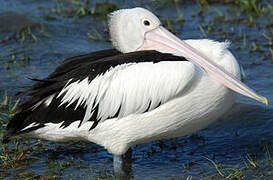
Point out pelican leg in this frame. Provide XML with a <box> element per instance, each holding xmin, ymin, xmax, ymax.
<box><xmin>113</xmin><ymin>148</ymin><xmax>132</xmax><ymax>179</ymax></box>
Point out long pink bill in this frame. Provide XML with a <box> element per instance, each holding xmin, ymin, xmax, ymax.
<box><xmin>137</xmin><ymin>26</ymin><xmax>268</xmax><ymax>105</ymax></box>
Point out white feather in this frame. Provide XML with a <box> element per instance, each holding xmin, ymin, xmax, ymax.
<box><xmin>44</xmin><ymin>94</ymin><xmax>55</xmax><ymax>106</ymax></box>
<box><xmin>31</xmin><ymin>94</ymin><xmax>55</xmax><ymax>110</ymax></box>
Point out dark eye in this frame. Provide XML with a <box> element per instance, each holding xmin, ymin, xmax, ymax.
<box><xmin>143</xmin><ymin>20</ymin><xmax>150</xmax><ymax>26</ymax></box>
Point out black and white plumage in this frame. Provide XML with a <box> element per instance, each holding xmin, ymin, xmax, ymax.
<box><xmin>3</xmin><ymin>49</ymin><xmax>187</xmax><ymax>141</ymax></box>
<box><xmin>3</xmin><ymin>7</ymin><xmax>267</xmax><ymax>177</ymax></box>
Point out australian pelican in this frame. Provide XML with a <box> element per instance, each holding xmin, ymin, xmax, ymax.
<box><xmin>3</xmin><ymin>7</ymin><xmax>267</xmax><ymax>177</ymax></box>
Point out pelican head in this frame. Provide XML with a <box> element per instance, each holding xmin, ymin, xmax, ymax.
<box><xmin>109</xmin><ymin>8</ymin><xmax>161</xmax><ymax>53</ymax></box>
<box><xmin>108</xmin><ymin>7</ymin><xmax>268</xmax><ymax>105</ymax></box>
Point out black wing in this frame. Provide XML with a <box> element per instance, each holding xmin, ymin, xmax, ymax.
<box><xmin>3</xmin><ymin>49</ymin><xmax>187</xmax><ymax>143</ymax></box>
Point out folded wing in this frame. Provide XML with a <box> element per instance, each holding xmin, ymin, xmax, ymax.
<box><xmin>3</xmin><ymin>49</ymin><xmax>196</xmax><ymax>142</ymax></box>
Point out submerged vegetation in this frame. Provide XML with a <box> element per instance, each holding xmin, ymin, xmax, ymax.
<box><xmin>0</xmin><ymin>0</ymin><xmax>273</xmax><ymax>179</ymax></box>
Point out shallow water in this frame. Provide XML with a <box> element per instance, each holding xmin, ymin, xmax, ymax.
<box><xmin>0</xmin><ymin>0</ymin><xmax>273</xmax><ymax>179</ymax></box>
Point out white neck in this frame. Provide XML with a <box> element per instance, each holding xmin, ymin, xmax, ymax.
<box><xmin>184</xmin><ymin>39</ymin><xmax>240</xmax><ymax>79</ymax></box>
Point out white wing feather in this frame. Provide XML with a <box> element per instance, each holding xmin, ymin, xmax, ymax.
<box><xmin>58</xmin><ymin>61</ymin><xmax>198</xmax><ymax>126</ymax></box>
